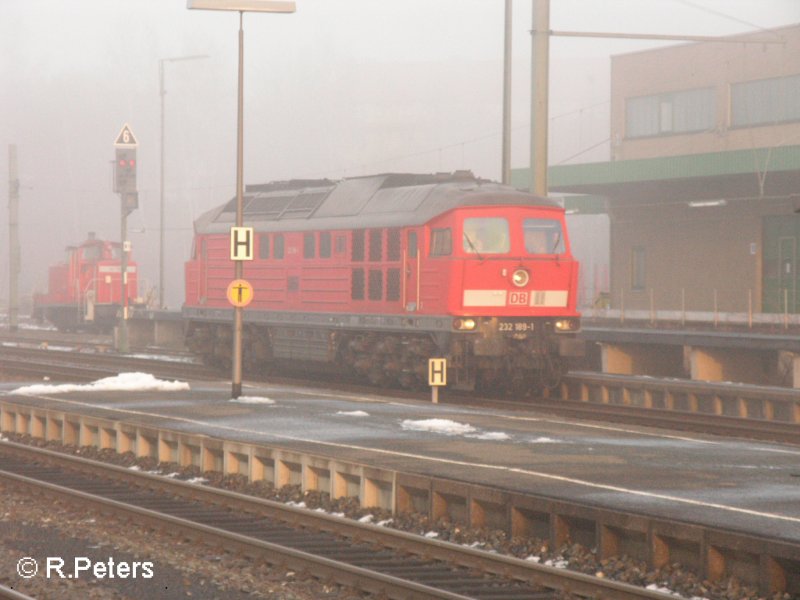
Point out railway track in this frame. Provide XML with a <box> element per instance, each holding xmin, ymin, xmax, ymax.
<box><xmin>0</xmin><ymin>441</ymin><xmax>673</xmax><ymax>600</ymax></box>
<box><xmin>0</xmin><ymin>345</ymin><xmax>211</xmax><ymax>383</ymax></box>
<box><xmin>1</xmin><ymin>344</ymin><xmax>797</xmax><ymax>445</ymax></box>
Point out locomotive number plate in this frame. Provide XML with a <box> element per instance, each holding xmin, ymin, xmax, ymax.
<box><xmin>498</xmin><ymin>321</ymin><xmax>534</xmax><ymax>333</ymax></box>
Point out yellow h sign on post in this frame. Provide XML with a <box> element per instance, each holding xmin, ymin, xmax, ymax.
<box><xmin>428</xmin><ymin>358</ymin><xmax>447</xmax><ymax>404</ymax></box>
<box><xmin>230</xmin><ymin>226</ymin><xmax>254</xmax><ymax>261</ymax></box>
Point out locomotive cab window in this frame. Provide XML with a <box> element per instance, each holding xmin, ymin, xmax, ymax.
<box><xmin>523</xmin><ymin>219</ymin><xmax>564</xmax><ymax>254</ymax></box>
<box><xmin>274</xmin><ymin>234</ymin><xmax>285</xmax><ymax>259</ymax></box>
<box><xmin>462</xmin><ymin>218</ymin><xmax>509</xmax><ymax>254</ymax></box>
<box><xmin>82</xmin><ymin>246</ymin><xmax>101</xmax><ymax>261</ymax></box>
<box><xmin>430</xmin><ymin>228</ymin><xmax>452</xmax><ymax>257</ymax></box>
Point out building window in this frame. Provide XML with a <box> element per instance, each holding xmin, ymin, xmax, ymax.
<box><xmin>732</xmin><ymin>73</ymin><xmax>800</xmax><ymax>128</ymax></box>
<box><xmin>259</xmin><ymin>234</ymin><xmax>269</xmax><ymax>259</ymax></box>
<box><xmin>626</xmin><ymin>88</ymin><xmax>715</xmax><ymax>138</ymax></box>
<box><xmin>274</xmin><ymin>234</ymin><xmax>284</xmax><ymax>259</ymax></box>
<box><xmin>631</xmin><ymin>246</ymin><xmax>646</xmax><ymax>291</ymax></box>
<box><xmin>320</xmin><ymin>232</ymin><xmax>332</xmax><ymax>258</ymax></box>
<box><xmin>430</xmin><ymin>228</ymin><xmax>452</xmax><ymax>257</ymax></box>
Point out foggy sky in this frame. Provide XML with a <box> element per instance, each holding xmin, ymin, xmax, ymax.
<box><xmin>1</xmin><ymin>0</ymin><xmax>799</xmax><ymax>309</ymax></box>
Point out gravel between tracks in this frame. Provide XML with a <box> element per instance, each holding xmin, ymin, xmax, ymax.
<box><xmin>1</xmin><ymin>433</ymin><xmax>795</xmax><ymax>600</ymax></box>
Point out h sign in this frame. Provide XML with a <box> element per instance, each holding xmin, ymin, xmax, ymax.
<box><xmin>428</xmin><ymin>358</ymin><xmax>447</xmax><ymax>386</ymax></box>
<box><xmin>230</xmin><ymin>227</ymin><xmax>254</xmax><ymax>261</ymax></box>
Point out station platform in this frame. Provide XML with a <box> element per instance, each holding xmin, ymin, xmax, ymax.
<box><xmin>1</xmin><ymin>376</ymin><xmax>798</xmax><ymax>550</ymax></box>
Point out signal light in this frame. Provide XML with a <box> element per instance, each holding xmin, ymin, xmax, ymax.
<box><xmin>114</xmin><ymin>149</ymin><xmax>137</xmax><ymax>193</ymax></box>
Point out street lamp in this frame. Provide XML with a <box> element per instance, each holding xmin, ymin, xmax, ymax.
<box><xmin>187</xmin><ymin>0</ymin><xmax>296</xmax><ymax>399</ymax></box>
<box><xmin>159</xmin><ymin>54</ymin><xmax>209</xmax><ymax>310</ymax></box>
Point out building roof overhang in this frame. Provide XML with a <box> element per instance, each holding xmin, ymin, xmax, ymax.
<box><xmin>512</xmin><ymin>145</ymin><xmax>800</xmax><ymax>203</ymax></box>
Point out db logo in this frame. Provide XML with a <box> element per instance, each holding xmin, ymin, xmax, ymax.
<box><xmin>508</xmin><ymin>291</ymin><xmax>529</xmax><ymax>306</ymax></box>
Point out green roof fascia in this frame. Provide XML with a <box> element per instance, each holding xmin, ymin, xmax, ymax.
<box><xmin>511</xmin><ymin>145</ymin><xmax>800</xmax><ymax>191</ymax></box>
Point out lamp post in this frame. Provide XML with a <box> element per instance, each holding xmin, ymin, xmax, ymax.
<box><xmin>159</xmin><ymin>54</ymin><xmax>209</xmax><ymax>310</ymax></box>
<box><xmin>187</xmin><ymin>0</ymin><xmax>296</xmax><ymax>398</ymax></box>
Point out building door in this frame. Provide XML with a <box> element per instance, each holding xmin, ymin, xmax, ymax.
<box><xmin>762</xmin><ymin>216</ymin><xmax>800</xmax><ymax>313</ymax></box>
<box><xmin>779</xmin><ymin>236</ymin><xmax>796</xmax><ymax>312</ymax></box>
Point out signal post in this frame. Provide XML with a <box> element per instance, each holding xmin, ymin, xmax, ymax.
<box><xmin>229</xmin><ymin>226</ymin><xmax>254</xmax><ymax>398</ymax></box>
<box><xmin>113</xmin><ymin>123</ymin><xmax>138</xmax><ymax>353</ymax></box>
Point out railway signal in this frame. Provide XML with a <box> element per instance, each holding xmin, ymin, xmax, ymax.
<box><xmin>114</xmin><ymin>149</ymin><xmax>137</xmax><ymax>194</ymax></box>
<box><xmin>113</xmin><ymin>123</ymin><xmax>139</xmax><ymax>354</ymax></box>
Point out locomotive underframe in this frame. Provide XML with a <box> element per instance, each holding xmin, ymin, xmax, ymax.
<box><xmin>33</xmin><ymin>303</ymin><xmax>121</xmax><ymax>333</ymax></box>
<box><xmin>183</xmin><ymin>307</ymin><xmax>580</xmax><ymax>393</ymax></box>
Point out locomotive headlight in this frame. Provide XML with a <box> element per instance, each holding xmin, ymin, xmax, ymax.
<box><xmin>554</xmin><ymin>318</ymin><xmax>579</xmax><ymax>332</ymax></box>
<box><xmin>453</xmin><ymin>318</ymin><xmax>477</xmax><ymax>331</ymax></box>
<box><xmin>512</xmin><ymin>269</ymin><xmax>529</xmax><ymax>288</ymax></box>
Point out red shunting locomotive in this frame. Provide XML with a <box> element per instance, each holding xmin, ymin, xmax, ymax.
<box><xmin>32</xmin><ymin>233</ymin><xmax>139</xmax><ymax>332</ymax></box>
<box><xmin>183</xmin><ymin>172</ymin><xmax>583</xmax><ymax>393</ymax></box>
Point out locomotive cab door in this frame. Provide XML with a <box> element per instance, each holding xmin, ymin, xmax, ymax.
<box><xmin>404</xmin><ymin>229</ymin><xmax>420</xmax><ymax>312</ymax></box>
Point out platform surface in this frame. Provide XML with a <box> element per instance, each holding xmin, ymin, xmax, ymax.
<box><xmin>2</xmin><ymin>378</ymin><xmax>799</xmax><ymax>545</ymax></box>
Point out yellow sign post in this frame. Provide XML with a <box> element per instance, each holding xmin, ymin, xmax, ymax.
<box><xmin>428</xmin><ymin>358</ymin><xmax>447</xmax><ymax>404</ymax></box>
<box><xmin>226</xmin><ymin>279</ymin><xmax>254</xmax><ymax>308</ymax></box>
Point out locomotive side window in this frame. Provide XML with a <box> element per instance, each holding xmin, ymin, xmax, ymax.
<box><xmin>387</xmin><ymin>268</ymin><xmax>400</xmax><ymax>301</ymax></box>
<box><xmin>320</xmin><ymin>231</ymin><xmax>332</xmax><ymax>258</ymax></box>
<box><xmin>523</xmin><ymin>219</ymin><xmax>564</xmax><ymax>254</ymax></box>
<box><xmin>368</xmin><ymin>229</ymin><xmax>382</xmax><ymax>262</ymax></box>
<box><xmin>274</xmin><ymin>234</ymin><xmax>285</xmax><ymax>259</ymax></box>
<box><xmin>463</xmin><ymin>218</ymin><xmax>509</xmax><ymax>254</ymax></box>
<box><xmin>351</xmin><ymin>268</ymin><xmax>365</xmax><ymax>300</ymax></box>
<box><xmin>352</xmin><ymin>230</ymin><xmax>365</xmax><ymax>261</ymax></box>
<box><xmin>407</xmin><ymin>231</ymin><xmax>418</xmax><ymax>258</ymax></box>
<box><xmin>335</xmin><ymin>234</ymin><xmax>346</xmax><ymax>255</ymax></box>
<box><xmin>430</xmin><ymin>228</ymin><xmax>452</xmax><ymax>256</ymax></box>
<box><xmin>368</xmin><ymin>269</ymin><xmax>383</xmax><ymax>300</ymax></box>
<box><xmin>259</xmin><ymin>234</ymin><xmax>270</xmax><ymax>259</ymax></box>
<box><xmin>387</xmin><ymin>229</ymin><xmax>401</xmax><ymax>261</ymax></box>
<box><xmin>304</xmin><ymin>233</ymin><xmax>316</xmax><ymax>258</ymax></box>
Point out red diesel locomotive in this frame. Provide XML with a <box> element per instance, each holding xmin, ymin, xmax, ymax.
<box><xmin>32</xmin><ymin>233</ymin><xmax>139</xmax><ymax>332</ymax></box>
<box><xmin>183</xmin><ymin>172</ymin><xmax>583</xmax><ymax>393</ymax></box>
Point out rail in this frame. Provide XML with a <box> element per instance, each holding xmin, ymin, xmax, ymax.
<box><xmin>0</xmin><ymin>441</ymin><xmax>678</xmax><ymax>600</ymax></box>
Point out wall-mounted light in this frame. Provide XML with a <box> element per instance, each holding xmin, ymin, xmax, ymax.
<box><xmin>688</xmin><ymin>199</ymin><xmax>727</xmax><ymax>208</ymax></box>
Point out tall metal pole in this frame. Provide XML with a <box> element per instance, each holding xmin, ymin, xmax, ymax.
<box><xmin>501</xmin><ymin>0</ymin><xmax>512</xmax><ymax>184</ymax></box>
<box><xmin>232</xmin><ymin>10</ymin><xmax>245</xmax><ymax>399</ymax></box>
<box><xmin>119</xmin><ymin>201</ymin><xmax>129</xmax><ymax>353</ymax></box>
<box><xmin>159</xmin><ymin>61</ymin><xmax>166</xmax><ymax>310</ymax></box>
<box><xmin>8</xmin><ymin>145</ymin><xmax>20</xmax><ymax>332</ymax></box>
<box><xmin>529</xmin><ymin>0</ymin><xmax>549</xmax><ymax>196</ymax></box>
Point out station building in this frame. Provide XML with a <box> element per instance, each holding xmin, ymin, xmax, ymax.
<box><xmin>515</xmin><ymin>23</ymin><xmax>800</xmax><ymax>319</ymax></box>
